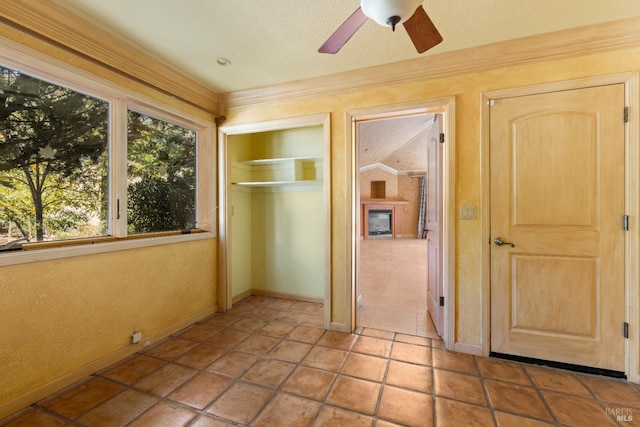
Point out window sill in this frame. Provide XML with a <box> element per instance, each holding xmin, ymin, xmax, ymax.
<box><xmin>0</xmin><ymin>230</ymin><xmax>215</xmax><ymax>267</ymax></box>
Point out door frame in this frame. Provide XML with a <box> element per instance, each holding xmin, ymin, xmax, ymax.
<box><xmin>347</xmin><ymin>97</ymin><xmax>456</xmax><ymax>349</ymax></box>
<box><xmin>217</xmin><ymin>113</ymin><xmax>332</xmax><ymax>328</ymax></box>
<box><xmin>481</xmin><ymin>73</ymin><xmax>640</xmax><ymax>382</ymax></box>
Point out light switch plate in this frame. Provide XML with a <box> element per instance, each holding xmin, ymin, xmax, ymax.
<box><xmin>460</xmin><ymin>205</ymin><xmax>477</xmax><ymax>219</ymax></box>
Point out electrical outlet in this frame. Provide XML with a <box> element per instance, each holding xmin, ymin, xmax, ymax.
<box><xmin>131</xmin><ymin>331</ymin><xmax>142</xmax><ymax>344</ymax></box>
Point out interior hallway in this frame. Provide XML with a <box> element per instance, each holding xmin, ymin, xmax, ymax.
<box><xmin>358</xmin><ymin>238</ymin><xmax>438</xmax><ymax>338</ymax></box>
<box><xmin>3</xmin><ymin>296</ymin><xmax>640</xmax><ymax>426</ymax></box>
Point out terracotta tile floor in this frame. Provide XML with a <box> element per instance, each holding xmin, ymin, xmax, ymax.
<box><xmin>3</xmin><ymin>296</ymin><xmax>640</xmax><ymax>427</ymax></box>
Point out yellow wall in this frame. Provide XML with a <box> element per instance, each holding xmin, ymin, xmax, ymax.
<box><xmin>397</xmin><ymin>174</ymin><xmax>420</xmax><ymax>237</ymax></box>
<box><xmin>0</xmin><ymin>16</ymin><xmax>221</xmax><ymax>415</ymax></box>
<box><xmin>0</xmin><ymin>238</ymin><xmax>217</xmax><ymax>413</ymax></box>
<box><xmin>250</xmin><ymin>127</ymin><xmax>324</xmax><ymax>160</ymax></box>
<box><xmin>229</xmin><ymin>127</ymin><xmax>325</xmax><ymax>300</ymax></box>
<box><xmin>229</xmin><ymin>134</ymin><xmax>254</xmax><ymax>298</ymax></box>
<box><xmin>221</xmin><ymin>47</ymin><xmax>640</xmax><ymax>350</ymax></box>
<box><xmin>251</xmin><ymin>189</ymin><xmax>324</xmax><ymax>299</ymax></box>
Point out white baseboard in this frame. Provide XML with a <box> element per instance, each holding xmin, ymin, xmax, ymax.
<box><xmin>330</xmin><ymin>321</ymin><xmax>349</xmax><ymax>333</ymax></box>
<box><xmin>250</xmin><ymin>289</ymin><xmax>324</xmax><ymax>304</ymax></box>
<box><xmin>453</xmin><ymin>342</ymin><xmax>483</xmax><ymax>356</ymax></box>
<box><xmin>0</xmin><ymin>305</ymin><xmax>218</xmax><ymax>419</ymax></box>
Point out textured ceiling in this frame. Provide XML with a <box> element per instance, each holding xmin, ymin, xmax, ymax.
<box><xmin>54</xmin><ymin>0</ymin><xmax>640</xmax><ymax>93</ymax></box>
<box><xmin>359</xmin><ymin>115</ymin><xmax>433</xmax><ymax>173</ymax></box>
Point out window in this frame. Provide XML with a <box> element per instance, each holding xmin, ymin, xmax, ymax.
<box><xmin>0</xmin><ymin>66</ymin><xmax>109</xmax><ymax>246</ymax></box>
<box><xmin>127</xmin><ymin>110</ymin><xmax>197</xmax><ymax>234</ymax></box>
<box><xmin>0</xmin><ymin>55</ymin><xmax>214</xmax><ymax>257</ymax></box>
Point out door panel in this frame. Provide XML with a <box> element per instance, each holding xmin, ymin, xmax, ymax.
<box><xmin>427</xmin><ymin>114</ymin><xmax>444</xmax><ymax>336</ymax></box>
<box><xmin>512</xmin><ymin>255</ymin><xmax>597</xmax><ymax>337</ymax></box>
<box><xmin>490</xmin><ymin>84</ymin><xmax>625</xmax><ymax>371</ymax></box>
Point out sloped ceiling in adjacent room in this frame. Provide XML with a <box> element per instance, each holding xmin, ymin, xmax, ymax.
<box><xmin>358</xmin><ymin>115</ymin><xmax>433</xmax><ymax>174</ymax></box>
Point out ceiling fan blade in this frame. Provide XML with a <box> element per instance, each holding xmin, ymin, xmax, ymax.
<box><xmin>403</xmin><ymin>5</ymin><xmax>443</xmax><ymax>54</ymax></box>
<box><xmin>318</xmin><ymin>7</ymin><xmax>368</xmax><ymax>54</ymax></box>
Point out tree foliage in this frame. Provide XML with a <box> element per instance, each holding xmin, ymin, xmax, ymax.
<box><xmin>0</xmin><ymin>66</ymin><xmax>108</xmax><ymax>242</ymax></box>
<box><xmin>0</xmin><ymin>65</ymin><xmax>197</xmax><ymax>246</ymax></box>
<box><xmin>127</xmin><ymin>111</ymin><xmax>196</xmax><ymax>234</ymax></box>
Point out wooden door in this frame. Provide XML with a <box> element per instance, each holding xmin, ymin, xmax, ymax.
<box><xmin>490</xmin><ymin>84</ymin><xmax>626</xmax><ymax>371</ymax></box>
<box><xmin>427</xmin><ymin>114</ymin><xmax>444</xmax><ymax>336</ymax></box>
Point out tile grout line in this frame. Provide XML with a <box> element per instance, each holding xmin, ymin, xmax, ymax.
<box><xmin>520</xmin><ymin>363</ymin><xmax>562</xmax><ymax>426</ymax></box>
<box><xmin>430</xmin><ymin>343</ymin><xmax>437</xmax><ymax>427</ymax></box>
<box><xmin>7</xmin><ymin>296</ymin><xmax>638</xmax><ymax>427</ymax></box>
<box><xmin>371</xmin><ymin>337</ymin><xmax>395</xmax><ymax>425</ymax></box>
<box><xmin>136</xmin><ymin>310</ymin><xmax>274</xmax><ymax>426</ymax></box>
<box><xmin>571</xmin><ymin>370</ymin><xmax>627</xmax><ymax>426</ymax></box>
<box><xmin>214</xmin><ymin>303</ymin><xmax>321</xmax><ymax>425</ymax></box>
<box><xmin>130</xmin><ymin>300</ymin><xmax>317</xmax><ymax>426</ymax></box>
<box><xmin>307</xmin><ymin>330</ymin><xmax>360</xmax><ymax>426</ymax></box>
<box><xmin>473</xmin><ymin>355</ymin><xmax>500</xmax><ymax>427</ymax></box>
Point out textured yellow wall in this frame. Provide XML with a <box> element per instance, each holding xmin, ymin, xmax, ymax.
<box><xmin>0</xmin><ymin>6</ymin><xmax>222</xmax><ymax>417</ymax></box>
<box><xmin>222</xmin><ymin>47</ymin><xmax>640</xmax><ymax>346</ymax></box>
<box><xmin>229</xmin><ymin>134</ymin><xmax>254</xmax><ymax>299</ymax></box>
<box><xmin>397</xmin><ymin>175</ymin><xmax>420</xmax><ymax>237</ymax></box>
<box><xmin>0</xmin><ymin>238</ymin><xmax>217</xmax><ymax>409</ymax></box>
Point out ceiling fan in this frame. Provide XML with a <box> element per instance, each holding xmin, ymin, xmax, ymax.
<box><xmin>319</xmin><ymin>0</ymin><xmax>442</xmax><ymax>54</ymax></box>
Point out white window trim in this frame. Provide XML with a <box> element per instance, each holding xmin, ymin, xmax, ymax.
<box><xmin>0</xmin><ymin>36</ymin><xmax>217</xmax><ymax>266</ymax></box>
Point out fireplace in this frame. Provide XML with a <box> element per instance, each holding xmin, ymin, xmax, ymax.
<box><xmin>361</xmin><ymin>200</ymin><xmax>408</xmax><ymax>239</ymax></box>
<box><xmin>368</xmin><ymin>209</ymin><xmax>393</xmax><ymax>238</ymax></box>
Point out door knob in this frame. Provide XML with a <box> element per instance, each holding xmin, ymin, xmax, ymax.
<box><xmin>494</xmin><ymin>237</ymin><xmax>515</xmax><ymax>248</ymax></box>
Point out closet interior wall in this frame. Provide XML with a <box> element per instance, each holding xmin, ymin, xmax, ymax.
<box><xmin>228</xmin><ymin>126</ymin><xmax>325</xmax><ymax>303</ymax></box>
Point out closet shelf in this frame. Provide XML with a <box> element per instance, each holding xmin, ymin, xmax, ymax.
<box><xmin>232</xmin><ymin>156</ymin><xmax>323</xmax><ymax>188</ymax></box>
<box><xmin>232</xmin><ymin>180</ymin><xmax>322</xmax><ymax>188</ymax></box>
<box><xmin>239</xmin><ymin>156</ymin><xmax>322</xmax><ymax>166</ymax></box>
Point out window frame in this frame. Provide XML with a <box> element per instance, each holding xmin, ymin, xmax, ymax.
<box><xmin>0</xmin><ymin>40</ymin><xmax>216</xmax><ymax>267</ymax></box>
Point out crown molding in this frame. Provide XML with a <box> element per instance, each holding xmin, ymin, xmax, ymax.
<box><xmin>220</xmin><ymin>16</ymin><xmax>640</xmax><ymax>110</ymax></box>
<box><xmin>0</xmin><ymin>0</ymin><xmax>220</xmax><ymax>115</ymax></box>
<box><xmin>360</xmin><ymin>163</ymin><xmax>399</xmax><ymax>175</ymax></box>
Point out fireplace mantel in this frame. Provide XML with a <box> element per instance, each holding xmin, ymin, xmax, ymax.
<box><xmin>361</xmin><ymin>199</ymin><xmax>409</xmax><ymax>239</ymax></box>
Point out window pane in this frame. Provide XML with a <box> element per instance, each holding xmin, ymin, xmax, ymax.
<box><xmin>127</xmin><ymin>110</ymin><xmax>196</xmax><ymax>234</ymax></box>
<box><xmin>0</xmin><ymin>65</ymin><xmax>109</xmax><ymax>248</ymax></box>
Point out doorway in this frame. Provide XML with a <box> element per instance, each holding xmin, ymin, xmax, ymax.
<box><xmin>357</xmin><ymin>113</ymin><xmax>439</xmax><ymax>337</ymax></box>
<box><xmin>348</xmin><ymin>98</ymin><xmax>456</xmax><ymax>347</ymax></box>
<box><xmin>217</xmin><ymin>114</ymin><xmax>332</xmax><ymax>328</ymax></box>
<box><xmin>483</xmin><ymin>74</ymin><xmax>640</xmax><ymax>381</ymax></box>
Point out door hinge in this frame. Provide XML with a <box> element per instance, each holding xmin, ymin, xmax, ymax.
<box><xmin>624</xmin><ymin>322</ymin><xmax>629</xmax><ymax>339</ymax></box>
<box><xmin>439</xmin><ymin>296</ymin><xmax>445</xmax><ymax>306</ymax></box>
<box><xmin>623</xmin><ymin>215</ymin><xmax>629</xmax><ymax>231</ymax></box>
<box><xmin>487</xmin><ymin>99</ymin><xmax>495</xmax><ymax>106</ymax></box>
<box><xmin>624</xmin><ymin>106</ymin><xmax>629</xmax><ymax>123</ymax></box>
<box><xmin>439</xmin><ymin>133</ymin><xmax>445</xmax><ymax>143</ymax></box>
<box><xmin>116</xmin><ymin>198</ymin><xmax>120</xmax><ymax>220</ymax></box>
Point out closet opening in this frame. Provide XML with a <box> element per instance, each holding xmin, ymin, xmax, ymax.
<box><xmin>218</xmin><ymin>114</ymin><xmax>331</xmax><ymax>328</ymax></box>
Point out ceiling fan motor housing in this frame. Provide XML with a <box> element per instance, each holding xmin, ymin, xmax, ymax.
<box><xmin>361</xmin><ymin>0</ymin><xmax>423</xmax><ymax>27</ymax></box>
